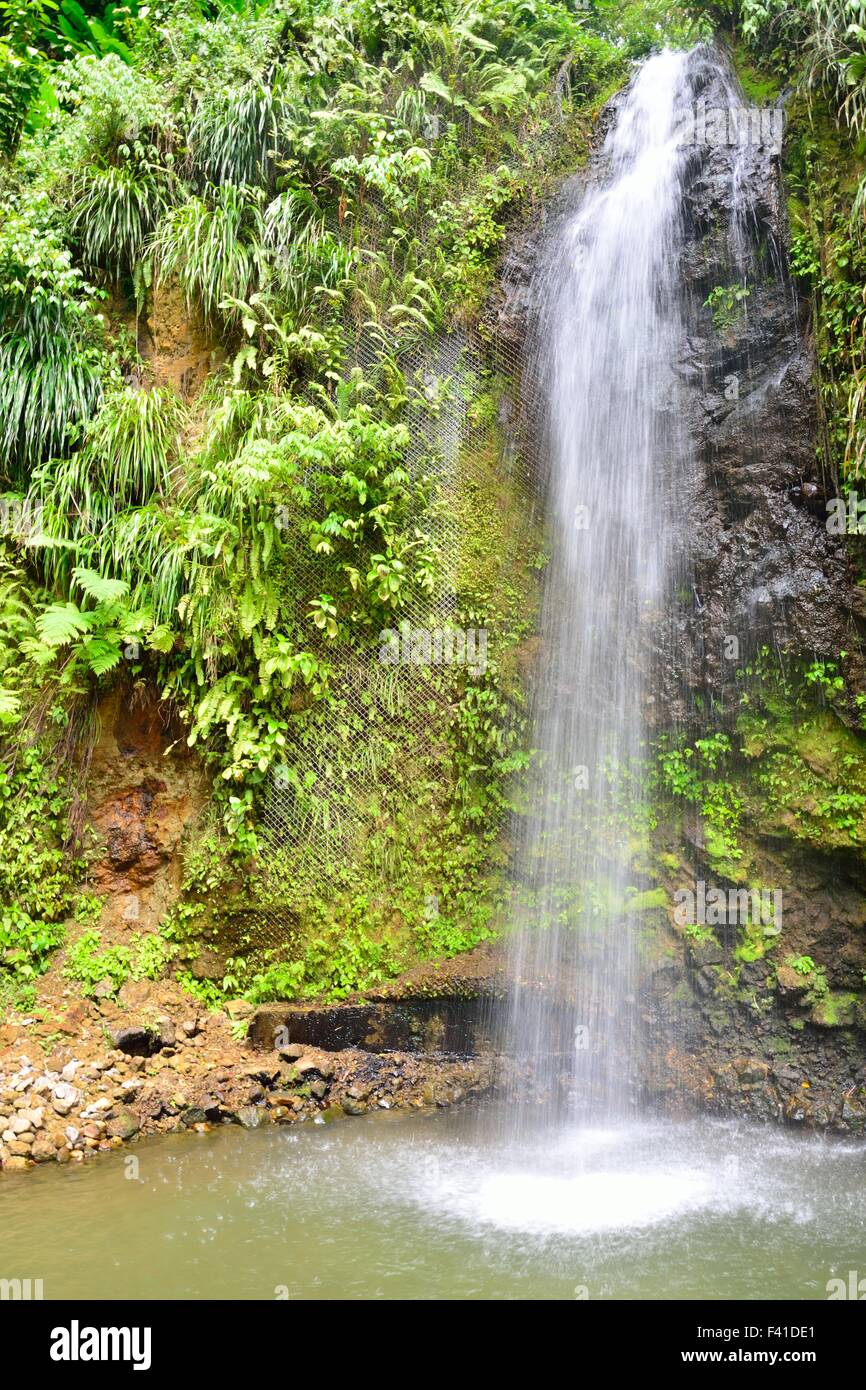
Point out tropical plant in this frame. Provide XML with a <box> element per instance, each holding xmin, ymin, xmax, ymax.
<box><xmin>70</xmin><ymin>141</ymin><xmax>179</xmax><ymax>280</ymax></box>
<box><xmin>152</xmin><ymin>183</ymin><xmax>266</xmax><ymax>323</ymax></box>
<box><xmin>0</xmin><ymin>193</ymin><xmax>107</xmax><ymax>483</ymax></box>
<box><xmin>188</xmin><ymin>76</ymin><xmax>284</xmax><ymax>188</ymax></box>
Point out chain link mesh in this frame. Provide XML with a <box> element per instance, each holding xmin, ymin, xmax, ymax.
<box><xmin>252</xmin><ymin>80</ymin><xmax>582</xmax><ymax>949</ymax></box>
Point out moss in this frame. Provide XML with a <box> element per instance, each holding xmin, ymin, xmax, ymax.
<box><xmin>626</xmin><ymin>887</ymin><xmax>667</xmax><ymax>913</ymax></box>
<box><xmin>810</xmin><ymin>992</ymin><xmax>860</xmax><ymax>1028</ymax></box>
<box><xmin>730</xmin><ymin>42</ymin><xmax>782</xmax><ymax>106</ymax></box>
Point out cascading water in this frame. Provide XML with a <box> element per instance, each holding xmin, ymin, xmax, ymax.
<box><xmin>506</xmin><ymin>49</ymin><xmax>702</xmax><ymax>1123</ymax></box>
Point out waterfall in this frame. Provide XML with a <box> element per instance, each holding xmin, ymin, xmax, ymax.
<box><xmin>505</xmin><ymin>49</ymin><xmax>704</xmax><ymax>1124</ymax></box>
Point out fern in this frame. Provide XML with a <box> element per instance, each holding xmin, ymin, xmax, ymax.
<box><xmin>71</xmin><ymin>565</ymin><xmax>130</xmax><ymax>605</ymax></box>
<box><xmin>35</xmin><ymin>601</ymin><xmax>93</xmax><ymax>648</ymax></box>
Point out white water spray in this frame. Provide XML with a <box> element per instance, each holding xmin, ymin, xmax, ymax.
<box><xmin>506</xmin><ymin>50</ymin><xmax>697</xmax><ymax>1121</ymax></box>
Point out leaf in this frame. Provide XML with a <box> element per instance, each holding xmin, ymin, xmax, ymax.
<box><xmin>35</xmin><ymin>602</ymin><xmax>93</xmax><ymax>648</ymax></box>
<box><xmin>81</xmin><ymin>639</ymin><xmax>124</xmax><ymax>676</ymax></box>
<box><xmin>0</xmin><ymin>689</ymin><xmax>20</xmax><ymax>721</ymax></box>
<box><xmin>148</xmin><ymin>625</ymin><xmax>176</xmax><ymax>653</ymax></box>
<box><xmin>71</xmin><ymin>566</ymin><xmax>130</xmax><ymax>605</ymax></box>
<box><xmin>420</xmin><ymin>72</ymin><xmax>455</xmax><ymax>104</ymax></box>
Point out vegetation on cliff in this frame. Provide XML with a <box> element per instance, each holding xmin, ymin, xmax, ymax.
<box><xmin>2</xmin><ymin>0</ymin><xmax>866</xmax><ymax>1024</ymax></box>
<box><xmin>0</xmin><ymin>0</ymin><xmax>672</xmax><ymax>1009</ymax></box>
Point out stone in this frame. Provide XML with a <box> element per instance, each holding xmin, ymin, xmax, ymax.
<box><xmin>296</xmin><ymin>1055</ymin><xmax>336</xmax><ymax>1079</ymax></box>
<box><xmin>31</xmin><ymin>1135</ymin><xmax>57</xmax><ymax>1163</ymax></box>
<box><xmin>688</xmin><ymin>936</ymin><xmax>726</xmax><ymax>969</ymax></box>
<box><xmin>51</xmin><ymin>1082</ymin><xmax>80</xmax><ymax>1116</ymax></box>
<box><xmin>775</xmin><ymin>964</ymin><xmax>810</xmax><ymax>997</ymax></box>
<box><xmin>2</xmin><ymin>1156</ymin><xmax>31</xmax><ymax>1171</ymax></box>
<box><xmin>236</xmin><ymin>1106</ymin><xmax>267</xmax><ymax>1129</ymax></box>
<box><xmin>341</xmin><ymin>1096</ymin><xmax>367</xmax><ymax>1116</ymax></box>
<box><xmin>109</xmin><ymin>1025</ymin><xmax>162</xmax><ymax>1057</ymax></box>
<box><xmin>181</xmin><ymin>1106</ymin><xmax>208</xmax><ymax>1127</ymax></box>
<box><xmin>105</xmin><ymin>1106</ymin><xmax>140</xmax><ymax>1141</ymax></box>
<box><xmin>188</xmin><ymin>948</ymin><xmax>226</xmax><ymax>982</ymax></box>
<box><xmin>58</xmin><ymin>1002</ymin><xmax>90</xmax><ymax>1034</ymax></box>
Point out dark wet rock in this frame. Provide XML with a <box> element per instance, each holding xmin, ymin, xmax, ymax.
<box><xmin>109</xmin><ymin>1023</ymin><xmax>171</xmax><ymax>1057</ymax></box>
<box><xmin>687</xmin><ymin>936</ymin><xmax>726</xmax><ymax>969</ymax></box>
<box><xmin>250</xmin><ymin>995</ymin><xmax>499</xmax><ymax>1056</ymax></box>
<box><xmin>180</xmin><ymin>1106</ymin><xmax>208</xmax><ymax>1127</ymax></box>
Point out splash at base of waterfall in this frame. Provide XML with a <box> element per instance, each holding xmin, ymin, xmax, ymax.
<box><xmin>0</xmin><ymin>1107</ymin><xmax>860</xmax><ymax>1300</ymax></box>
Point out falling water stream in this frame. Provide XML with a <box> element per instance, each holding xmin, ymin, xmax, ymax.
<box><xmin>1</xmin><ymin>50</ymin><xmax>863</xmax><ymax>1301</ymax></box>
<box><xmin>505</xmin><ymin>47</ymin><xmax>693</xmax><ymax>1121</ymax></box>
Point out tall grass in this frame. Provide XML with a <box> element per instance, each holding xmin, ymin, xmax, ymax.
<box><xmin>70</xmin><ymin>149</ymin><xmax>179</xmax><ymax>280</ymax></box>
<box><xmin>805</xmin><ymin>0</ymin><xmax>866</xmax><ymax>133</ymax></box>
<box><xmin>0</xmin><ymin>305</ymin><xmax>104</xmax><ymax>486</ymax></box>
<box><xmin>152</xmin><ymin>184</ymin><xmax>266</xmax><ymax>323</ymax></box>
<box><xmin>27</xmin><ymin>385</ymin><xmax>186</xmax><ymax>595</ymax></box>
<box><xmin>188</xmin><ymin>78</ymin><xmax>284</xmax><ymax>188</ymax></box>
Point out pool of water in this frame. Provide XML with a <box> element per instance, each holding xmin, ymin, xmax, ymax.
<box><xmin>1</xmin><ymin>1108</ymin><xmax>864</xmax><ymax>1300</ymax></box>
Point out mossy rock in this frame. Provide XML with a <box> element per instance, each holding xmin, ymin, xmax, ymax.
<box><xmin>810</xmin><ymin>992</ymin><xmax>860</xmax><ymax>1028</ymax></box>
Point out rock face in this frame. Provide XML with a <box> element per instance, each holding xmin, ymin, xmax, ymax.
<box><xmin>486</xmin><ymin>45</ymin><xmax>866</xmax><ymax>1131</ymax></box>
<box><xmin>670</xmin><ymin>48</ymin><xmax>860</xmax><ymax>720</ymax></box>
<box><xmin>493</xmin><ymin>44</ymin><xmax>862</xmax><ymax>724</ymax></box>
<box><xmin>85</xmin><ymin>687</ymin><xmax>209</xmax><ymax>935</ymax></box>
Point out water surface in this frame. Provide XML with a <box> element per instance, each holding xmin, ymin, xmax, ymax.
<box><xmin>1</xmin><ymin>1109</ymin><xmax>863</xmax><ymax>1300</ymax></box>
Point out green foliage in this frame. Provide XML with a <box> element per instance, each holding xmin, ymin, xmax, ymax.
<box><xmin>152</xmin><ymin>183</ymin><xmax>266</xmax><ymax>325</ymax></box>
<box><xmin>70</xmin><ymin>141</ymin><xmax>178</xmax><ymax>281</ymax></box>
<box><xmin>51</xmin><ymin>1</ymin><xmax>136</xmax><ymax>63</ymax></box>
<box><xmin>244</xmin><ymin>898</ymin><xmax>396</xmax><ymax>1001</ymax></box>
<box><xmin>0</xmin><ymin>191</ymin><xmax>108</xmax><ymax>484</ymax></box>
<box><xmin>188</xmin><ymin>75</ymin><xmax>283</xmax><ymax>188</ymax></box>
<box><xmin>64</xmin><ymin>926</ymin><xmax>175</xmax><ymax>997</ymax></box>
<box><xmin>0</xmin><ymin>740</ymin><xmax>86</xmax><ymax>1006</ymax></box>
<box><xmin>804</xmin><ymin>657</ymin><xmax>845</xmax><ymax>696</ymax></box>
<box><xmin>704</xmin><ymin>282</ymin><xmax>751</xmax><ymax>332</ymax></box>
<box><xmin>0</xmin><ymin>0</ymin><xmax>640</xmax><ymax>1000</ymax></box>
<box><xmin>789</xmin><ymin>953</ymin><xmax>815</xmax><ymax>975</ymax></box>
<box><xmin>657</xmin><ymin>733</ymin><xmax>743</xmax><ymax>863</ymax></box>
<box><xmin>0</xmin><ymin>42</ymin><xmax>43</xmax><ymax>157</ymax></box>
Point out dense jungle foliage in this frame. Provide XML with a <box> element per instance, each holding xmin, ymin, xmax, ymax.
<box><xmin>1</xmin><ymin>0</ymin><xmax>865</xmax><ymax>1012</ymax></box>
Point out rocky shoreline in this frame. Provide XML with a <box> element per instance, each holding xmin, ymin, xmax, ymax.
<box><xmin>3</xmin><ymin>944</ymin><xmax>866</xmax><ymax>1175</ymax></box>
<box><xmin>0</xmin><ymin>978</ymin><xmax>497</xmax><ymax>1173</ymax></box>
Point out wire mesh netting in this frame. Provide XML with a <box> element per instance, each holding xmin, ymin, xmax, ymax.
<box><xmin>251</xmin><ymin>79</ymin><xmax>585</xmax><ymax>950</ymax></box>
